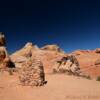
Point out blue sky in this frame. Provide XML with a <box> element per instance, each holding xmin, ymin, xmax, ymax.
<box><xmin>5</xmin><ymin>32</ymin><xmax>100</xmax><ymax>54</ymax></box>
<box><xmin>0</xmin><ymin>0</ymin><xmax>100</xmax><ymax>53</ymax></box>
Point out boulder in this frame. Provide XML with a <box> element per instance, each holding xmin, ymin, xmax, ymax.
<box><xmin>95</xmin><ymin>59</ymin><xmax>100</xmax><ymax>65</ymax></box>
<box><xmin>95</xmin><ymin>48</ymin><xmax>100</xmax><ymax>53</ymax></box>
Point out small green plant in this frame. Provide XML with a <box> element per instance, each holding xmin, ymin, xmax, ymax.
<box><xmin>96</xmin><ymin>76</ymin><xmax>100</xmax><ymax>81</ymax></box>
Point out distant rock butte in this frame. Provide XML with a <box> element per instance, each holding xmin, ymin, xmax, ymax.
<box><xmin>72</xmin><ymin>49</ymin><xmax>95</xmax><ymax>55</ymax></box>
<box><xmin>41</xmin><ymin>44</ymin><xmax>65</xmax><ymax>53</ymax></box>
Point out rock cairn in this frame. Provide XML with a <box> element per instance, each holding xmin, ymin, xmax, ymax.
<box><xmin>19</xmin><ymin>57</ymin><xmax>47</xmax><ymax>86</ymax></box>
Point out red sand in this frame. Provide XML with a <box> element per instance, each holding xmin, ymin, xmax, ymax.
<box><xmin>0</xmin><ymin>72</ymin><xmax>100</xmax><ymax>100</ymax></box>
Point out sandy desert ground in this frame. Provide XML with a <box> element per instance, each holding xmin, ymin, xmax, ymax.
<box><xmin>0</xmin><ymin>72</ymin><xmax>100</xmax><ymax>100</ymax></box>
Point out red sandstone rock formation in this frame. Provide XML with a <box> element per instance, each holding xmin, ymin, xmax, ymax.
<box><xmin>11</xmin><ymin>43</ymin><xmax>65</xmax><ymax>73</ymax></box>
<box><xmin>10</xmin><ymin>42</ymin><xmax>100</xmax><ymax>78</ymax></box>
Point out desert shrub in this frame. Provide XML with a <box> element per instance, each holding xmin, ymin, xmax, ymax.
<box><xmin>96</xmin><ymin>76</ymin><xmax>100</xmax><ymax>81</ymax></box>
<box><xmin>53</xmin><ymin>69</ymin><xmax>58</xmax><ymax>73</ymax></box>
<box><xmin>81</xmin><ymin>74</ymin><xmax>92</xmax><ymax>80</ymax></box>
<box><xmin>85</xmin><ymin>75</ymin><xmax>91</xmax><ymax>80</ymax></box>
<box><xmin>8</xmin><ymin>68</ymin><xmax>14</xmax><ymax>75</ymax></box>
<box><xmin>59</xmin><ymin>69</ymin><xmax>68</xmax><ymax>73</ymax></box>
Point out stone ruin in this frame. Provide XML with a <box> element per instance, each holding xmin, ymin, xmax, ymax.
<box><xmin>19</xmin><ymin>57</ymin><xmax>47</xmax><ymax>86</ymax></box>
<box><xmin>53</xmin><ymin>55</ymin><xmax>81</xmax><ymax>75</ymax></box>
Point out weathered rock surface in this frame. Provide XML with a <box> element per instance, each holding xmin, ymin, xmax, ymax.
<box><xmin>75</xmin><ymin>49</ymin><xmax>100</xmax><ymax>78</ymax></box>
<box><xmin>95</xmin><ymin>48</ymin><xmax>100</xmax><ymax>53</ymax></box>
<box><xmin>11</xmin><ymin>42</ymin><xmax>39</xmax><ymax>58</ymax></box>
<box><xmin>11</xmin><ymin>41</ymin><xmax>100</xmax><ymax>78</ymax></box>
<box><xmin>0</xmin><ymin>33</ymin><xmax>9</xmax><ymax>69</ymax></box>
<box><xmin>11</xmin><ymin>42</ymin><xmax>39</xmax><ymax>68</ymax></box>
<box><xmin>95</xmin><ymin>59</ymin><xmax>100</xmax><ymax>65</ymax></box>
<box><xmin>53</xmin><ymin>55</ymin><xmax>80</xmax><ymax>75</ymax></box>
<box><xmin>11</xmin><ymin>43</ymin><xmax>65</xmax><ymax>73</ymax></box>
<box><xmin>41</xmin><ymin>44</ymin><xmax>64</xmax><ymax>53</ymax></box>
<box><xmin>19</xmin><ymin>57</ymin><xmax>46</xmax><ymax>86</ymax></box>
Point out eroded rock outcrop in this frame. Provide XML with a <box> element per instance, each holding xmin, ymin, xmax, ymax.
<box><xmin>0</xmin><ymin>32</ymin><xmax>15</xmax><ymax>73</ymax></box>
<box><xmin>53</xmin><ymin>55</ymin><xmax>80</xmax><ymax>75</ymax></box>
<box><xmin>11</xmin><ymin>42</ymin><xmax>39</xmax><ymax>68</ymax></box>
<box><xmin>11</xmin><ymin>43</ymin><xmax>65</xmax><ymax>73</ymax></box>
<box><xmin>41</xmin><ymin>44</ymin><xmax>64</xmax><ymax>53</ymax></box>
<box><xmin>11</xmin><ymin>42</ymin><xmax>39</xmax><ymax>58</ymax></box>
<box><xmin>19</xmin><ymin>57</ymin><xmax>47</xmax><ymax>86</ymax></box>
<box><xmin>0</xmin><ymin>32</ymin><xmax>9</xmax><ymax>69</ymax></box>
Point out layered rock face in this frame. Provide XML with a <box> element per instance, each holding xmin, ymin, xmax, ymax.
<box><xmin>74</xmin><ymin>49</ymin><xmax>100</xmax><ymax>78</ymax></box>
<box><xmin>53</xmin><ymin>55</ymin><xmax>80</xmax><ymax>75</ymax></box>
<box><xmin>11</xmin><ymin>42</ymin><xmax>39</xmax><ymax>68</ymax></box>
<box><xmin>19</xmin><ymin>57</ymin><xmax>46</xmax><ymax>86</ymax></box>
<box><xmin>11</xmin><ymin>42</ymin><xmax>100</xmax><ymax>78</ymax></box>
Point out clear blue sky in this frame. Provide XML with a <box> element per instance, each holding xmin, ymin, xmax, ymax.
<box><xmin>0</xmin><ymin>0</ymin><xmax>100</xmax><ymax>53</ymax></box>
